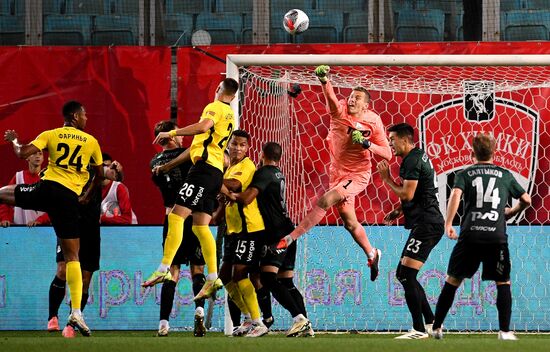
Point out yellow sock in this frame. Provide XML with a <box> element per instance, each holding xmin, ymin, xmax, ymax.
<box><xmin>192</xmin><ymin>225</ymin><xmax>217</xmax><ymax>275</ymax></box>
<box><xmin>161</xmin><ymin>213</ymin><xmax>184</xmax><ymax>266</ymax></box>
<box><xmin>66</xmin><ymin>261</ymin><xmax>82</xmax><ymax>310</ymax></box>
<box><xmin>237</xmin><ymin>278</ymin><xmax>260</xmax><ymax>320</ymax></box>
<box><xmin>225</xmin><ymin>281</ymin><xmax>250</xmax><ymax>315</ymax></box>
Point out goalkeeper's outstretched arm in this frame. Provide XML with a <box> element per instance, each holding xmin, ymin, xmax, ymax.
<box><xmin>315</xmin><ymin>65</ymin><xmax>340</xmax><ymax>114</ymax></box>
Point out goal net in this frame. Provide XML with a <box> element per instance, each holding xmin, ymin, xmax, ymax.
<box><xmin>225</xmin><ymin>55</ymin><xmax>550</xmax><ymax>332</ymax></box>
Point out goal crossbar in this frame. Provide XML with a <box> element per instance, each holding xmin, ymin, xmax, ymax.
<box><xmin>227</xmin><ymin>54</ymin><xmax>550</xmax><ymax>67</ymax></box>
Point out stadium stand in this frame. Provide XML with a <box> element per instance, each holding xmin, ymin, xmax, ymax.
<box><xmin>298</xmin><ymin>10</ymin><xmax>344</xmax><ymax>44</ymax></box>
<box><xmin>0</xmin><ymin>13</ymin><xmax>23</xmax><ymax>45</ymax></box>
<box><xmin>395</xmin><ymin>8</ymin><xmax>445</xmax><ymax>42</ymax></box>
<box><xmin>43</xmin><ymin>14</ymin><xmax>92</xmax><ymax>45</ymax></box>
<box><xmin>317</xmin><ymin>0</ymin><xmax>367</xmax><ymax>13</ymax></box>
<box><xmin>164</xmin><ymin>13</ymin><xmax>194</xmax><ymax>46</ymax></box>
<box><xmin>343</xmin><ymin>11</ymin><xmax>369</xmax><ymax>43</ymax></box>
<box><xmin>166</xmin><ymin>0</ymin><xmax>209</xmax><ymax>14</ymax></box>
<box><xmin>92</xmin><ymin>15</ymin><xmax>139</xmax><ymax>45</ymax></box>
<box><xmin>195</xmin><ymin>12</ymin><xmax>242</xmax><ymax>44</ymax></box>
<box><xmin>501</xmin><ymin>9</ymin><xmax>550</xmax><ymax>41</ymax></box>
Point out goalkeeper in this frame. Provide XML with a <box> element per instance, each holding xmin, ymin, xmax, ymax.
<box><xmin>275</xmin><ymin>65</ymin><xmax>392</xmax><ymax>281</ymax></box>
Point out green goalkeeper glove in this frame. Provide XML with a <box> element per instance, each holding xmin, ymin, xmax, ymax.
<box><xmin>351</xmin><ymin>130</ymin><xmax>371</xmax><ymax>149</ymax></box>
<box><xmin>314</xmin><ymin>65</ymin><xmax>330</xmax><ymax>84</ymax></box>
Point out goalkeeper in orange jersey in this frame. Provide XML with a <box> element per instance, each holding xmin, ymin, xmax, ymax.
<box><xmin>275</xmin><ymin>65</ymin><xmax>392</xmax><ymax>281</ymax></box>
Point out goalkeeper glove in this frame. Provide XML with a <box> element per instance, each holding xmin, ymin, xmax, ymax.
<box><xmin>314</xmin><ymin>65</ymin><xmax>330</xmax><ymax>84</ymax></box>
<box><xmin>351</xmin><ymin>130</ymin><xmax>371</xmax><ymax>149</ymax></box>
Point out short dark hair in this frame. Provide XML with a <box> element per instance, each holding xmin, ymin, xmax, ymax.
<box><xmin>102</xmin><ymin>152</ymin><xmax>112</xmax><ymax>163</ymax></box>
<box><xmin>353</xmin><ymin>86</ymin><xmax>371</xmax><ymax>103</ymax></box>
<box><xmin>154</xmin><ymin>120</ymin><xmax>178</xmax><ymax>146</ymax></box>
<box><xmin>231</xmin><ymin>129</ymin><xmax>250</xmax><ymax>142</ymax></box>
<box><xmin>222</xmin><ymin>78</ymin><xmax>239</xmax><ymax>96</ymax></box>
<box><xmin>263</xmin><ymin>142</ymin><xmax>282</xmax><ymax>162</ymax></box>
<box><xmin>388</xmin><ymin>123</ymin><xmax>414</xmax><ymax>142</ymax></box>
<box><xmin>472</xmin><ymin>133</ymin><xmax>495</xmax><ymax>161</ymax></box>
<box><xmin>62</xmin><ymin>101</ymin><xmax>83</xmax><ymax>120</ymax></box>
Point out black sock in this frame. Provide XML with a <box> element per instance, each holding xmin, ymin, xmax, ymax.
<box><xmin>496</xmin><ymin>284</ymin><xmax>512</xmax><ymax>332</ymax></box>
<box><xmin>192</xmin><ymin>274</ymin><xmax>206</xmax><ymax>309</ymax></box>
<box><xmin>433</xmin><ymin>282</ymin><xmax>459</xmax><ymax>330</ymax></box>
<box><xmin>256</xmin><ymin>286</ymin><xmax>272</xmax><ymax>320</ymax></box>
<box><xmin>227</xmin><ymin>297</ymin><xmax>241</xmax><ymax>327</ymax></box>
<box><xmin>396</xmin><ymin>265</ymin><xmax>425</xmax><ymax>332</ymax></box>
<box><xmin>278</xmin><ymin>277</ymin><xmax>307</xmax><ymax>317</ymax></box>
<box><xmin>160</xmin><ymin>280</ymin><xmax>176</xmax><ymax>321</ymax></box>
<box><xmin>81</xmin><ymin>292</ymin><xmax>89</xmax><ymax>312</ymax></box>
<box><xmin>261</xmin><ymin>273</ymin><xmax>301</xmax><ymax>317</ymax></box>
<box><xmin>48</xmin><ymin>276</ymin><xmax>66</xmax><ymax>320</ymax></box>
<box><xmin>417</xmin><ymin>282</ymin><xmax>434</xmax><ymax>324</ymax></box>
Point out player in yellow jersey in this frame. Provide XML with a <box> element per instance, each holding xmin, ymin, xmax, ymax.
<box><xmin>143</xmin><ymin>78</ymin><xmax>239</xmax><ymax>301</ymax></box>
<box><xmin>218</xmin><ymin>130</ymin><xmax>269</xmax><ymax>337</ymax></box>
<box><xmin>0</xmin><ymin>101</ymin><xmax>103</xmax><ymax>337</ymax></box>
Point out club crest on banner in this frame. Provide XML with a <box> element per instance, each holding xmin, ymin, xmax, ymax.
<box><xmin>419</xmin><ymin>81</ymin><xmax>539</xmax><ymax>223</ymax></box>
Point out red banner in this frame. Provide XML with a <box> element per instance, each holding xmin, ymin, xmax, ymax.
<box><xmin>0</xmin><ymin>47</ymin><xmax>171</xmax><ymax>224</ymax></box>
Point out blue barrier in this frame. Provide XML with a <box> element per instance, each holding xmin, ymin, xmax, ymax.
<box><xmin>0</xmin><ymin>226</ymin><xmax>548</xmax><ymax>331</ymax></box>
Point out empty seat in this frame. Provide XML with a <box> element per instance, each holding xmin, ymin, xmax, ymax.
<box><xmin>242</xmin><ymin>11</ymin><xmax>252</xmax><ymax>43</ymax></box>
<box><xmin>298</xmin><ymin>10</ymin><xmax>344</xmax><ymax>43</ymax></box>
<box><xmin>502</xmin><ymin>9</ymin><xmax>550</xmax><ymax>40</ymax></box>
<box><xmin>395</xmin><ymin>9</ymin><xmax>445</xmax><ymax>41</ymax></box>
<box><xmin>215</xmin><ymin>0</ymin><xmax>252</xmax><ymax>13</ymax></box>
<box><xmin>164</xmin><ymin>13</ymin><xmax>194</xmax><ymax>46</ymax></box>
<box><xmin>500</xmin><ymin>0</ymin><xmax>524</xmax><ymax>11</ymax></box>
<box><xmin>43</xmin><ymin>0</ymin><xmax>66</xmax><ymax>14</ymax></box>
<box><xmin>111</xmin><ymin>0</ymin><xmax>140</xmax><ymax>15</ymax></box>
<box><xmin>43</xmin><ymin>31</ymin><xmax>84</xmax><ymax>45</ymax></box>
<box><xmin>166</xmin><ymin>0</ymin><xmax>209</xmax><ymax>14</ymax></box>
<box><xmin>195</xmin><ymin>12</ymin><xmax>242</xmax><ymax>44</ymax></box>
<box><xmin>414</xmin><ymin>0</ymin><xmax>462</xmax><ymax>13</ymax></box>
<box><xmin>317</xmin><ymin>0</ymin><xmax>367</xmax><ymax>12</ymax></box>
<box><xmin>525</xmin><ymin>0</ymin><xmax>550</xmax><ymax>9</ymax></box>
<box><xmin>12</xmin><ymin>0</ymin><xmax>24</xmax><ymax>15</ymax></box>
<box><xmin>0</xmin><ymin>0</ymin><xmax>9</xmax><ymax>15</ymax></box>
<box><xmin>69</xmin><ymin>0</ymin><xmax>106</xmax><ymax>14</ymax></box>
<box><xmin>92</xmin><ymin>15</ymin><xmax>138</xmax><ymax>45</ymax></box>
<box><xmin>43</xmin><ymin>14</ymin><xmax>92</xmax><ymax>44</ymax></box>
<box><xmin>271</xmin><ymin>0</ymin><xmax>313</xmax><ymax>13</ymax></box>
<box><xmin>343</xmin><ymin>11</ymin><xmax>369</xmax><ymax>42</ymax></box>
<box><xmin>0</xmin><ymin>14</ymin><xmax>24</xmax><ymax>44</ymax></box>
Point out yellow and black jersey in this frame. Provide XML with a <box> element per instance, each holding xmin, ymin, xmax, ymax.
<box><xmin>190</xmin><ymin>100</ymin><xmax>235</xmax><ymax>172</ymax></box>
<box><xmin>31</xmin><ymin>126</ymin><xmax>102</xmax><ymax>195</ymax></box>
<box><xmin>224</xmin><ymin>156</ymin><xmax>265</xmax><ymax>234</ymax></box>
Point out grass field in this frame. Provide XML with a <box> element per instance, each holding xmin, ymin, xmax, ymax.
<box><xmin>1</xmin><ymin>331</ymin><xmax>549</xmax><ymax>352</ymax></box>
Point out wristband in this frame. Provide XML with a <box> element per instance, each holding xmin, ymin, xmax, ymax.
<box><xmin>168</xmin><ymin>130</ymin><xmax>177</xmax><ymax>137</ymax></box>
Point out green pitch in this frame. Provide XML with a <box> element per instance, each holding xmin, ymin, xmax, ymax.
<box><xmin>0</xmin><ymin>331</ymin><xmax>548</xmax><ymax>352</ymax></box>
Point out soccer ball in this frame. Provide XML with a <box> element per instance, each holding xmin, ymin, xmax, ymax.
<box><xmin>283</xmin><ymin>9</ymin><xmax>309</xmax><ymax>35</ymax></box>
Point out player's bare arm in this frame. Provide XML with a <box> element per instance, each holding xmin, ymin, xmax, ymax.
<box><xmin>383</xmin><ymin>205</ymin><xmax>403</xmax><ymax>225</ymax></box>
<box><xmin>231</xmin><ymin>187</ymin><xmax>260</xmax><ymax>206</ymax></box>
<box><xmin>4</xmin><ymin>130</ymin><xmax>41</xmax><ymax>159</ymax></box>
<box><xmin>505</xmin><ymin>192</ymin><xmax>532</xmax><ymax>219</ymax></box>
<box><xmin>79</xmin><ymin>164</ymin><xmax>105</xmax><ymax>205</ymax></box>
<box><xmin>445</xmin><ymin>188</ymin><xmax>462</xmax><ymax>240</ymax></box>
<box><xmin>377</xmin><ymin>160</ymin><xmax>418</xmax><ymax>201</ymax></box>
<box><xmin>152</xmin><ymin>148</ymin><xmax>191</xmax><ymax>175</ymax></box>
<box><xmin>223</xmin><ymin>178</ymin><xmax>242</xmax><ymax>193</ymax></box>
<box><xmin>153</xmin><ymin>118</ymin><xmax>214</xmax><ymax>145</ymax></box>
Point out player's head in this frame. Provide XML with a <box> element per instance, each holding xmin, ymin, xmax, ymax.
<box><xmin>262</xmin><ymin>142</ymin><xmax>282</xmax><ymax>164</ymax></box>
<box><xmin>472</xmin><ymin>132</ymin><xmax>496</xmax><ymax>162</ymax></box>
<box><xmin>347</xmin><ymin>86</ymin><xmax>371</xmax><ymax>115</ymax></box>
<box><xmin>388</xmin><ymin>123</ymin><xmax>414</xmax><ymax>157</ymax></box>
<box><xmin>228</xmin><ymin>129</ymin><xmax>250</xmax><ymax>163</ymax></box>
<box><xmin>215</xmin><ymin>78</ymin><xmax>239</xmax><ymax>102</ymax></box>
<box><xmin>62</xmin><ymin>101</ymin><xmax>87</xmax><ymax>130</ymax></box>
<box><xmin>26</xmin><ymin>150</ymin><xmax>43</xmax><ymax>168</ymax></box>
<box><xmin>154</xmin><ymin>120</ymin><xmax>181</xmax><ymax>148</ymax></box>
<box><xmin>102</xmin><ymin>152</ymin><xmax>113</xmax><ymax>166</ymax></box>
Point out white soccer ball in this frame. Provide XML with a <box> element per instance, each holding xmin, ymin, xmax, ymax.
<box><xmin>283</xmin><ymin>9</ymin><xmax>309</xmax><ymax>35</ymax></box>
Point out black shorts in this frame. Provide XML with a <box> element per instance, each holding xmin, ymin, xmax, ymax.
<box><xmin>56</xmin><ymin>201</ymin><xmax>101</xmax><ymax>271</ymax></box>
<box><xmin>175</xmin><ymin>161</ymin><xmax>223</xmax><ymax>215</ymax></box>
<box><xmin>261</xmin><ymin>240</ymin><xmax>297</xmax><ymax>271</ymax></box>
<box><xmin>233</xmin><ymin>231</ymin><xmax>264</xmax><ymax>267</ymax></box>
<box><xmin>447</xmin><ymin>241</ymin><xmax>511</xmax><ymax>282</ymax></box>
<box><xmin>400</xmin><ymin>223</ymin><xmax>444</xmax><ymax>263</ymax></box>
<box><xmin>16</xmin><ymin>180</ymin><xmax>80</xmax><ymax>239</ymax></box>
<box><xmin>222</xmin><ymin>233</ymin><xmax>238</xmax><ymax>264</ymax></box>
<box><xmin>162</xmin><ymin>215</ymin><xmax>205</xmax><ymax>266</ymax></box>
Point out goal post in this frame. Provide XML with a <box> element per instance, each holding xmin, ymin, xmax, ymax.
<box><xmin>223</xmin><ymin>54</ymin><xmax>550</xmax><ymax>332</ymax></box>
